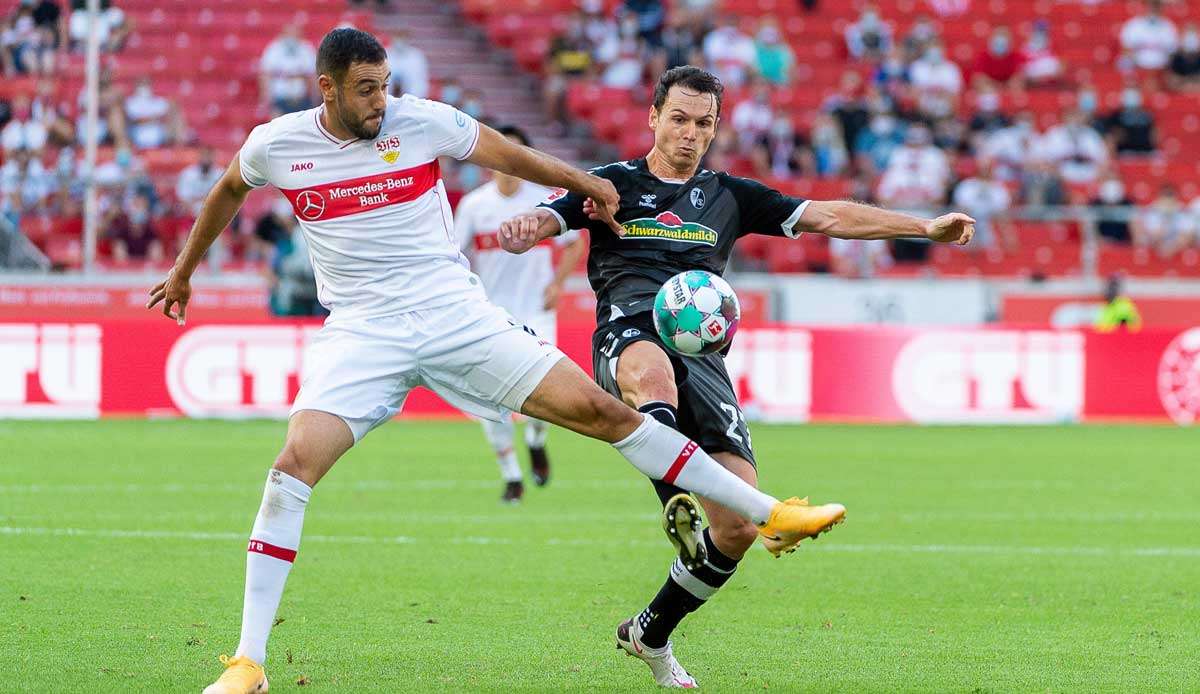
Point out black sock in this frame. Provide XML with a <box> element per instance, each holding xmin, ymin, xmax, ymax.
<box><xmin>637</xmin><ymin>402</ymin><xmax>687</xmax><ymax>505</ymax></box>
<box><xmin>638</xmin><ymin>528</ymin><xmax>741</xmax><ymax>648</ymax></box>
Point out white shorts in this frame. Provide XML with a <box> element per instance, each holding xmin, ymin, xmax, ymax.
<box><xmin>291</xmin><ymin>301</ymin><xmax>564</xmax><ymax>442</ymax></box>
<box><xmin>514</xmin><ymin>310</ymin><xmax>557</xmax><ymax>347</ymax></box>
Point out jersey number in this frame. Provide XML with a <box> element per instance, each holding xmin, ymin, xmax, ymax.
<box><xmin>719</xmin><ymin>402</ymin><xmax>750</xmax><ymax>447</ymax></box>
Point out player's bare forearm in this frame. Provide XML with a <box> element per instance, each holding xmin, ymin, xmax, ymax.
<box><xmin>798</xmin><ymin>200</ymin><xmax>976</xmax><ymax>245</ymax></box>
<box><xmin>173</xmin><ymin>157</ymin><xmax>253</xmax><ymax>279</ymax></box>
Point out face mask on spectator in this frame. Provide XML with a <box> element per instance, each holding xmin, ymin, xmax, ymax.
<box><xmin>1099</xmin><ymin>180</ymin><xmax>1125</xmax><ymax>203</ymax></box>
<box><xmin>870</xmin><ymin>115</ymin><xmax>896</xmax><ymax>135</ymax></box>
<box><xmin>769</xmin><ymin>117</ymin><xmax>792</xmax><ymax>139</ymax></box>
<box><xmin>441</xmin><ymin>84</ymin><xmax>462</xmax><ymax>105</ymax></box>
<box><xmin>1078</xmin><ymin>91</ymin><xmax>1097</xmax><ymax>113</ymax></box>
<box><xmin>861</xmin><ymin>11</ymin><xmax>880</xmax><ymax>29</ymax></box>
<box><xmin>1122</xmin><ymin>90</ymin><xmax>1142</xmax><ymax>109</ymax></box>
<box><xmin>989</xmin><ymin>35</ymin><xmax>1010</xmax><ymax>55</ymax></box>
<box><xmin>926</xmin><ymin>47</ymin><xmax>943</xmax><ymax>62</ymax></box>
<box><xmin>130</xmin><ymin>208</ymin><xmax>149</xmax><ymax>226</ymax></box>
<box><xmin>758</xmin><ymin>26</ymin><xmax>780</xmax><ymax>44</ymax></box>
<box><xmin>116</xmin><ymin>149</ymin><xmax>132</xmax><ymax>168</ymax></box>
<box><xmin>978</xmin><ymin>92</ymin><xmax>1000</xmax><ymax>113</ymax></box>
<box><xmin>462</xmin><ymin>100</ymin><xmax>483</xmax><ymax>119</ymax></box>
<box><xmin>1184</xmin><ymin>32</ymin><xmax>1200</xmax><ymax>52</ymax></box>
<box><xmin>1027</xmin><ymin>32</ymin><xmax>1048</xmax><ymax>51</ymax></box>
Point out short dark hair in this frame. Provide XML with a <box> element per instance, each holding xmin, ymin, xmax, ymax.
<box><xmin>316</xmin><ymin>28</ymin><xmax>387</xmax><ymax>83</ymax></box>
<box><xmin>496</xmin><ymin>125</ymin><xmax>532</xmax><ymax>147</ymax></box>
<box><xmin>653</xmin><ymin>66</ymin><xmax>724</xmax><ymax>117</ymax></box>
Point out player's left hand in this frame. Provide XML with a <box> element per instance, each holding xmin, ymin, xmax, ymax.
<box><xmin>146</xmin><ymin>266</ymin><xmax>191</xmax><ymax>325</ymax></box>
<box><xmin>543</xmin><ymin>282</ymin><xmax>561</xmax><ymax>311</ymax></box>
<box><xmin>499</xmin><ymin>213</ymin><xmax>543</xmax><ymax>254</ymax></box>
<box><xmin>582</xmin><ymin>177</ymin><xmax>624</xmax><ymax>236</ymax></box>
<box><xmin>925</xmin><ymin>212</ymin><xmax>976</xmax><ymax>245</ymax></box>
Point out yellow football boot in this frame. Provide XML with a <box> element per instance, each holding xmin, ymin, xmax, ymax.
<box><xmin>201</xmin><ymin>655</ymin><xmax>268</xmax><ymax>694</ymax></box>
<box><xmin>758</xmin><ymin>496</ymin><xmax>846</xmax><ymax>557</ymax></box>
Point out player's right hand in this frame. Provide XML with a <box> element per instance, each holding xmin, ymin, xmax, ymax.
<box><xmin>582</xmin><ymin>177</ymin><xmax>624</xmax><ymax>236</ymax></box>
<box><xmin>146</xmin><ymin>267</ymin><xmax>191</xmax><ymax>325</ymax></box>
<box><xmin>499</xmin><ymin>213</ymin><xmax>543</xmax><ymax>254</ymax></box>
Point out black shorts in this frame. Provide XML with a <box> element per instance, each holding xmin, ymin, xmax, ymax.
<box><xmin>592</xmin><ymin>313</ymin><xmax>755</xmax><ymax>466</ymax></box>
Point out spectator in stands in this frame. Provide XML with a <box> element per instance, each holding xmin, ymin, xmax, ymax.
<box><xmin>1039</xmin><ymin>109</ymin><xmax>1108</xmax><ymax>184</ymax></box>
<box><xmin>622</xmin><ymin>0</ymin><xmax>665</xmax><ymax>47</ymax></box>
<box><xmin>1020</xmin><ymin>158</ymin><xmax>1067</xmax><ymax>205</ymax></box>
<box><xmin>1133</xmin><ymin>184</ymin><xmax>1195</xmax><ymax>256</ymax></box>
<box><xmin>844</xmin><ymin>5</ymin><xmax>892</xmax><ymax>63</ymax></box>
<box><xmin>175</xmin><ymin>146</ymin><xmax>221</xmax><ymax>217</ymax></box>
<box><xmin>979</xmin><ymin>110</ymin><xmax>1037</xmax><ymax>181</ymax></box>
<box><xmin>854</xmin><ymin>106</ymin><xmax>905</xmax><ymax>176</ymax></box>
<box><xmin>0</xmin><ymin>146</ymin><xmax>51</xmax><ymax>226</ymax></box>
<box><xmin>877</xmin><ymin>124</ymin><xmax>949</xmax><ymax>211</ymax></box>
<box><xmin>269</xmin><ymin>219</ymin><xmax>323</xmax><ymax>316</ymax></box>
<box><xmin>702</xmin><ymin>16</ymin><xmax>757</xmax><ymax>87</ymax></box>
<box><xmin>124</xmin><ymin>78</ymin><xmax>185</xmax><ymax>149</ymax></box>
<box><xmin>731</xmin><ymin>81</ymin><xmax>775</xmax><ymax>152</ymax></box>
<box><xmin>1</xmin><ymin>1</ymin><xmax>50</xmax><ymax>76</ymax></box>
<box><xmin>31</xmin><ymin>79</ymin><xmax>72</xmax><ymax>146</ymax></box>
<box><xmin>67</xmin><ymin>0</ymin><xmax>130</xmax><ymax>53</ymax></box>
<box><xmin>655</xmin><ymin>12</ymin><xmax>704</xmax><ymax>72</ymax></box>
<box><xmin>754</xmin><ymin>18</ymin><xmax>794</xmax><ymax>85</ymax></box>
<box><xmin>1022</xmin><ymin>20</ymin><xmax>1064</xmax><ymax>87</ymax></box>
<box><xmin>750</xmin><ymin>115</ymin><xmax>814</xmax><ymax>178</ymax></box>
<box><xmin>259</xmin><ymin>24</ymin><xmax>316</xmax><ymax>116</ymax></box>
<box><xmin>952</xmin><ymin>158</ymin><xmax>1010</xmax><ymax>249</ymax></box>
<box><xmin>674</xmin><ymin>0</ymin><xmax>716</xmax><ymax>35</ymax></box>
<box><xmin>1</xmin><ymin>95</ymin><xmax>46</xmax><ymax>153</ymax></box>
<box><xmin>75</xmin><ymin>70</ymin><xmax>128</xmax><ymax>147</ymax></box>
<box><xmin>809</xmin><ymin>112</ymin><xmax>848</xmax><ymax>176</ymax></box>
<box><xmin>1119</xmin><ymin>0</ymin><xmax>1178</xmax><ymax>73</ymax></box>
<box><xmin>830</xmin><ymin>236</ymin><xmax>892</xmax><ymax>277</ymax></box>
<box><xmin>1090</xmin><ymin>171</ymin><xmax>1134</xmax><ymax>243</ymax></box>
<box><xmin>901</xmin><ymin>14</ymin><xmax>938</xmax><ymax>61</ymax></box>
<box><xmin>460</xmin><ymin>88</ymin><xmax>486</xmax><ymax>122</ymax></box>
<box><xmin>250</xmin><ymin>197</ymin><xmax>293</xmax><ymax>262</ymax></box>
<box><xmin>823</xmin><ymin>71</ymin><xmax>871</xmax><ymax>162</ymax></box>
<box><xmin>927</xmin><ymin>0</ymin><xmax>970</xmax><ymax>17</ymax></box>
<box><xmin>968</xmin><ymin>86</ymin><xmax>1010</xmax><ymax>136</ymax></box>
<box><xmin>1076</xmin><ymin>85</ymin><xmax>1103</xmax><ymax>129</ymax></box>
<box><xmin>909</xmin><ymin>40</ymin><xmax>962</xmax><ymax>119</ymax></box>
<box><xmin>543</xmin><ymin>13</ymin><xmax>595</xmax><ymax>128</ymax></box>
<box><xmin>32</xmin><ymin>0</ymin><xmax>62</xmax><ymax>56</ymax></box>
<box><xmin>386</xmin><ymin>28</ymin><xmax>429</xmax><ymax>98</ymax></box>
<box><xmin>438</xmin><ymin>77</ymin><xmax>464</xmax><ymax>108</ymax></box>
<box><xmin>1100</xmin><ymin>87</ymin><xmax>1156</xmax><ymax>154</ymax></box>
<box><xmin>107</xmin><ymin>192</ymin><xmax>163</xmax><ymax>263</ymax></box>
<box><xmin>970</xmin><ymin>27</ymin><xmax>1026</xmax><ymax>89</ymax></box>
<box><xmin>1167</xmin><ymin>24</ymin><xmax>1200</xmax><ymax>92</ymax></box>
<box><xmin>601</xmin><ymin>38</ymin><xmax>645</xmax><ymax>89</ymax></box>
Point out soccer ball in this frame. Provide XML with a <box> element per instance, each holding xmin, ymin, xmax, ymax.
<box><xmin>652</xmin><ymin>270</ymin><xmax>741</xmax><ymax>357</ymax></box>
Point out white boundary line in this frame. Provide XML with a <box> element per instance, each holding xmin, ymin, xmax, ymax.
<box><xmin>2</xmin><ymin>526</ymin><xmax>1199</xmax><ymax>558</ymax></box>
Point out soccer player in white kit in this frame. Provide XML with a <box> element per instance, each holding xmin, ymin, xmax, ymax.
<box><xmin>454</xmin><ymin>125</ymin><xmax>587</xmax><ymax>502</ymax></box>
<box><xmin>147</xmin><ymin>29</ymin><xmax>844</xmax><ymax>693</ymax></box>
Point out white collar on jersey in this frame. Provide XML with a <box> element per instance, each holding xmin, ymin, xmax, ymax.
<box><xmin>314</xmin><ymin>106</ymin><xmax>361</xmax><ymax>147</ymax></box>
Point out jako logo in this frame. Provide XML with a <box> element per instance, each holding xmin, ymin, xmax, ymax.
<box><xmin>165</xmin><ymin>326</ymin><xmax>319</xmax><ymax>417</ymax></box>
<box><xmin>0</xmin><ymin>324</ymin><xmax>101</xmax><ymax>418</ymax></box>
<box><xmin>892</xmin><ymin>331</ymin><xmax>1083</xmax><ymax>423</ymax></box>
<box><xmin>290</xmin><ymin>161</ymin><xmax>314</xmax><ymax>172</ymax></box>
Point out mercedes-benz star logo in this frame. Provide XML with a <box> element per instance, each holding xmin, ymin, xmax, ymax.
<box><xmin>295</xmin><ymin>190</ymin><xmax>325</xmax><ymax>220</ymax></box>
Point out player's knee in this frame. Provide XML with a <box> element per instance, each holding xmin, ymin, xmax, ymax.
<box><xmin>272</xmin><ymin>442</ymin><xmax>318</xmax><ymax>486</ymax></box>
<box><xmin>635</xmin><ymin>365</ymin><xmax>677</xmax><ymax>403</ymax></box>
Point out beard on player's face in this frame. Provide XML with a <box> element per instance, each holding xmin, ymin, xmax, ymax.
<box><xmin>335</xmin><ymin>88</ymin><xmax>385</xmax><ymax>140</ymax></box>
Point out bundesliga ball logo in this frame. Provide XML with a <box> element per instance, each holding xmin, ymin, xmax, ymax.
<box><xmin>653</xmin><ymin>270</ymin><xmax>741</xmax><ymax>357</ymax></box>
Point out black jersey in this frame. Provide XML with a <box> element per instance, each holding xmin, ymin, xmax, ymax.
<box><xmin>538</xmin><ymin>158</ymin><xmax>808</xmax><ymax>324</ymax></box>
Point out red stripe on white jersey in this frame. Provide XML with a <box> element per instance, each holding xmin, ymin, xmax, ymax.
<box><xmin>247</xmin><ymin>539</ymin><xmax>297</xmax><ymax>563</ymax></box>
<box><xmin>662</xmin><ymin>440</ymin><xmax>698</xmax><ymax>485</ymax></box>
<box><xmin>472</xmin><ymin>231</ymin><xmax>552</xmax><ymax>252</ymax></box>
<box><xmin>279</xmin><ymin>160</ymin><xmax>440</xmax><ymax>222</ymax></box>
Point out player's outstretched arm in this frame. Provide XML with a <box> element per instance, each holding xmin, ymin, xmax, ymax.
<box><xmin>146</xmin><ymin>155</ymin><xmax>254</xmax><ymax>324</ymax></box>
<box><xmin>499</xmin><ymin>209</ymin><xmax>562</xmax><ymax>255</ymax></box>
<box><xmin>798</xmin><ymin>200</ymin><xmax>976</xmax><ymax>245</ymax></box>
<box><xmin>467</xmin><ymin>125</ymin><xmax>623</xmax><ymax>235</ymax></box>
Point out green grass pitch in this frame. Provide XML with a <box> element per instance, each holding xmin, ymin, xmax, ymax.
<box><xmin>2</xmin><ymin>420</ymin><xmax>1198</xmax><ymax>692</ymax></box>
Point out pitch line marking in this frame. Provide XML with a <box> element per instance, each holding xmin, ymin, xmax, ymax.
<box><xmin>2</xmin><ymin>526</ymin><xmax>1199</xmax><ymax>558</ymax></box>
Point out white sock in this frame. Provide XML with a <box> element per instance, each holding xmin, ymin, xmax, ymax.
<box><xmin>612</xmin><ymin>414</ymin><xmax>776</xmax><ymax>524</ymax></box>
<box><xmin>234</xmin><ymin>469</ymin><xmax>311</xmax><ymax>665</ymax></box>
<box><xmin>524</xmin><ymin>418</ymin><xmax>549</xmax><ymax>449</ymax></box>
<box><xmin>482</xmin><ymin>416</ymin><xmax>523</xmax><ymax>483</ymax></box>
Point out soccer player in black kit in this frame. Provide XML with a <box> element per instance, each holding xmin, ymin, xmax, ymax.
<box><xmin>499</xmin><ymin>66</ymin><xmax>975</xmax><ymax>688</ymax></box>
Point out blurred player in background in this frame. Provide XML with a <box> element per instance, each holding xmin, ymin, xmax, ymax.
<box><xmin>454</xmin><ymin>125</ymin><xmax>587</xmax><ymax>502</ymax></box>
<box><xmin>147</xmin><ymin>30</ymin><xmax>839</xmax><ymax>694</ymax></box>
<box><xmin>501</xmin><ymin>65</ymin><xmax>976</xmax><ymax>688</ymax></box>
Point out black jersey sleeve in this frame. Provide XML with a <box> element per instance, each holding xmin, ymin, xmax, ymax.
<box><xmin>720</xmin><ymin>173</ymin><xmax>809</xmax><ymax>239</ymax></box>
<box><xmin>535</xmin><ymin>164</ymin><xmax>623</xmax><ymax>233</ymax></box>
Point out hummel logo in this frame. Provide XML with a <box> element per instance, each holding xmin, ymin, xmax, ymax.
<box><xmin>639</xmin><ymin>194</ymin><xmax>657</xmax><ymax>208</ymax></box>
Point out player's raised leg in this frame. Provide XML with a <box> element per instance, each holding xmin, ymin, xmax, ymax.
<box><xmin>203</xmin><ymin>411</ymin><xmax>352</xmax><ymax>694</ymax></box>
<box><xmin>481</xmin><ymin>414</ymin><xmax>525</xmax><ymax>502</ymax></box>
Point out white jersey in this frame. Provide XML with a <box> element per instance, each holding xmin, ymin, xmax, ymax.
<box><xmin>454</xmin><ymin>180</ymin><xmax>580</xmax><ymax>324</ymax></box>
<box><xmin>238</xmin><ymin>94</ymin><xmax>486</xmax><ymax>321</ymax></box>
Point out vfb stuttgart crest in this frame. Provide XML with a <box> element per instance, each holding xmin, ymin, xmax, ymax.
<box><xmin>375</xmin><ymin>135</ymin><xmax>401</xmax><ymax>164</ymax></box>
